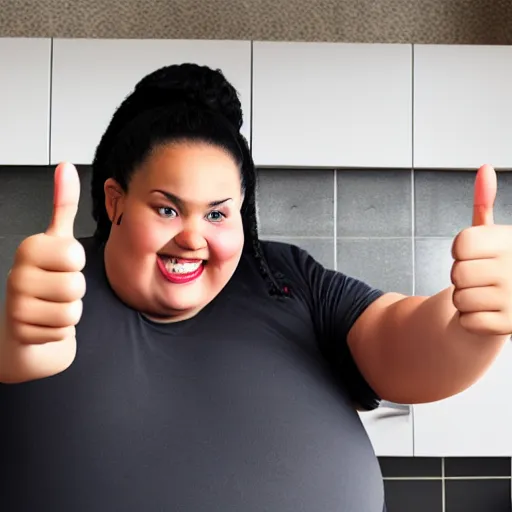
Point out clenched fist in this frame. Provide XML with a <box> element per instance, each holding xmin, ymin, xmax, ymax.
<box><xmin>0</xmin><ymin>163</ymin><xmax>86</xmax><ymax>383</ymax></box>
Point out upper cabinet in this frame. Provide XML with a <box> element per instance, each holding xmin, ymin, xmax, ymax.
<box><xmin>0</xmin><ymin>38</ymin><xmax>51</xmax><ymax>165</ymax></box>
<box><xmin>414</xmin><ymin>45</ymin><xmax>512</xmax><ymax>170</ymax></box>
<box><xmin>51</xmin><ymin>39</ymin><xmax>252</xmax><ymax>165</ymax></box>
<box><xmin>413</xmin><ymin>343</ymin><xmax>512</xmax><ymax>457</ymax></box>
<box><xmin>251</xmin><ymin>42</ymin><xmax>412</xmax><ymax>169</ymax></box>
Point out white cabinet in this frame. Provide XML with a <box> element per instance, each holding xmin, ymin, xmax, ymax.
<box><xmin>414</xmin><ymin>343</ymin><xmax>512</xmax><ymax>457</ymax></box>
<box><xmin>360</xmin><ymin>401</ymin><xmax>414</xmax><ymax>457</ymax></box>
<box><xmin>0</xmin><ymin>38</ymin><xmax>51</xmax><ymax>165</ymax></box>
<box><xmin>252</xmin><ymin>42</ymin><xmax>412</xmax><ymax>169</ymax></box>
<box><xmin>51</xmin><ymin>39</ymin><xmax>252</xmax><ymax>165</ymax></box>
<box><xmin>414</xmin><ymin>45</ymin><xmax>512</xmax><ymax>170</ymax></box>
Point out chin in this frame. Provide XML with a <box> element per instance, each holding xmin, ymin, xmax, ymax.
<box><xmin>159</xmin><ymin>294</ymin><xmax>208</xmax><ymax>315</ymax></box>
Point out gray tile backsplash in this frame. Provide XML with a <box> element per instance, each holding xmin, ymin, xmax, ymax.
<box><xmin>0</xmin><ymin>166</ymin><xmax>96</xmax><ymax>238</ymax></box>
<box><xmin>2</xmin><ymin>165</ymin><xmax>512</xmax><ymax>512</ymax></box>
<box><xmin>414</xmin><ymin>237</ymin><xmax>453</xmax><ymax>296</ymax></box>
<box><xmin>336</xmin><ymin>170</ymin><xmax>412</xmax><ymax>237</ymax></box>
<box><xmin>415</xmin><ymin>170</ymin><xmax>512</xmax><ymax>237</ymax></box>
<box><xmin>337</xmin><ymin>237</ymin><xmax>413</xmax><ymax>294</ymax></box>
<box><xmin>256</xmin><ymin>169</ymin><xmax>334</xmax><ymax>237</ymax></box>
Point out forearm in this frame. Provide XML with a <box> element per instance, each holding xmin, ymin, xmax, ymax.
<box><xmin>353</xmin><ymin>288</ymin><xmax>509</xmax><ymax>404</ymax></box>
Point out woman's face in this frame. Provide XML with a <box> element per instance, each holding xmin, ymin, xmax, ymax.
<box><xmin>103</xmin><ymin>141</ymin><xmax>245</xmax><ymax>321</ymax></box>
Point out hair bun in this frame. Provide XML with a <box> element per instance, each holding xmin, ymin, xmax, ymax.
<box><xmin>134</xmin><ymin>63</ymin><xmax>243</xmax><ymax>132</ymax></box>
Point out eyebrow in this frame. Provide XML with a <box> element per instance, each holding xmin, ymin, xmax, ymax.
<box><xmin>151</xmin><ymin>189</ymin><xmax>232</xmax><ymax>208</ymax></box>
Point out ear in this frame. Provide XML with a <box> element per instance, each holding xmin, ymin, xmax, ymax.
<box><xmin>104</xmin><ymin>178</ymin><xmax>125</xmax><ymax>223</ymax></box>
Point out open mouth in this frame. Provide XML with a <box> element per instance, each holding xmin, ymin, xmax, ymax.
<box><xmin>157</xmin><ymin>255</ymin><xmax>205</xmax><ymax>283</ymax></box>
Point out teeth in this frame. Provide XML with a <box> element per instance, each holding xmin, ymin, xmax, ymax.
<box><xmin>163</xmin><ymin>257</ymin><xmax>202</xmax><ymax>274</ymax></box>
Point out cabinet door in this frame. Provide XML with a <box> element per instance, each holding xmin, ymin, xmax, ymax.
<box><xmin>51</xmin><ymin>39</ymin><xmax>251</xmax><ymax>165</ymax></box>
<box><xmin>414</xmin><ymin>343</ymin><xmax>512</xmax><ymax>457</ymax></box>
<box><xmin>414</xmin><ymin>45</ymin><xmax>512</xmax><ymax>169</ymax></box>
<box><xmin>0</xmin><ymin>38</ymin><xmax>51</xmax><ymax>165</ymax></box>
<box><xmin>252</xmin><ymin>42</ymin><xmax>412</xmax><ymax>169</ymax></box>
<box><xmin>360</xmin><ymin>401</ymin><xmax>414</xmax><ymax>457</ymax></box>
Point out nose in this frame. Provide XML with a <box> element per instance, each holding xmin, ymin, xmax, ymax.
<box><xmin>173</xmin><ymin>229</ymin><xmax>207</xmax><ymax>252</ymax></box>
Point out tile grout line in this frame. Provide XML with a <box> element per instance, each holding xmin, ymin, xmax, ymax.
<box><xmin>442</xmin><ymin>457</ymin><xmax>446</xmax><ymax>512</ymax></box>
<box><xmin>410</xmin><ymin>42</ymin><xmax>416</xmax><ymax>299</ymax></box>
<box><xmin>333</xmin><ymin>170</ymin><xmax>338</xmax><ymax>270</ymax></box>
<box><xmin>410</xmin><ymin>44</ymin><xmax>417</xmax><ymax>460</ymax></box>
<box><xmin>383</xmin><ymin>476</ymin><xmax>512</xmax><ymax>481</ymax></box>
<box><xmin>411</xmin><ymin>169</ymin><xmax>415</xmax><ymax>295</ymax></box>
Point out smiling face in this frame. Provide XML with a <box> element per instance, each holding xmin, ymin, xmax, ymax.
<box><xmin>103</xmin><ymin>141</ymin><xmax>245</xmax><ymax>322</ymax></box>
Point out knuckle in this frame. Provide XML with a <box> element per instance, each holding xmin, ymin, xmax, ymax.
<box><xmin>61</xmin><ymin>300</ymin><xmax>83</xmax><ymax>326</ymax></box>
<box><xmin>452</xmin><ymin>288</ymin><xmax>466</xmax><ymax>310</ymax></box>
<box><xmin>15</xmin><ymin>234</ymin><xmax>48</xmax><ymax>265</ymax></box>
<box><xmin>70</xmin><ymin>271</ymin><xmax>87</xmax><ymax>299</ymax></box>
<box><xmin>6</xmin><ymin>295</ymin><xmax>29</xmax><ymax>324</ymax></box>
<box><xmin>8</xmin><ymin>320</ymin><xmax>26</xmax><ymax>341</ymax></box>
<box><xmin>59</xmin><ymin>272</ymin><xmax>86</xmax><ymax>301</ymax></box>
<box><xmin>452</xmin><ymin>289</ymin><xmax>461</xmax><ymax>309</ymax></box>
<box><xmin>450</xmin><ymin>261</ymin><xmax>461</xmax><ymax>286</ymax></box>
<box><xmin>452</xmin><ymin>228</ymin><xmax>475</xmax><ymax>260</ymax></box>
<box><xmin>63</xmin><ymin>240</ymin><xmax>86</xmax><ymax>270</ymax></box>
<box><xmin>6</xmin><ymin>265</ymin><xmax>31</xmax><ymax>295</ymax></box>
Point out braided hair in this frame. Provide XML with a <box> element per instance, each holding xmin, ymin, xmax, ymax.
<box><xmin>90</xmin><ymin>63</ymin><xmax>287</xmax><ymax>298</ymax></box>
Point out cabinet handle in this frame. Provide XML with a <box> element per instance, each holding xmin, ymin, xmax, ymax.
<box><xmin>376</xmin><ymin>400</ymin><xmax>411</xmax><ymax>418</ymax></box>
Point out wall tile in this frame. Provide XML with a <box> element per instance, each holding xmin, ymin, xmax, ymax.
<box><xmin>336</xmin><ymin>169</ymin><xmax>412</xmax><ymax>237</ymax></box>
<box><xmin>337</xmin><ymin>238</ymin><xmax>412</xmax><ymax>294</ymax></box>
<box><xmin>384</xmin><ymin>480</ymin><xmax>442</xmax><ymax>512</ymax></box>
<box><xmin>379</xmin><ymin>457</ymin><xmax>441</xmax><ymax>478</ymax></box>
<box><xmin>445</xmin><ymin>458</ymin><xmax>511</xmax><ymax>478</ymax></box>
<box><xmin>494</xmin><ymin>172</ymin><xmax>512</xmax><ymax>224</ymax></box>
<box><xmin>445</xmin><ymin>479</ymin><xmax>511</xmax><ymax>512</ymax></box>
<box><xmin>256</xmin><ymin>169</ymin><xmax>334</xmax><ymax>237</ymax></box>
<box><xmin>414</xmin><ymin>237</ymin><xmax>453</xmax><ymax>296</ymax></box>
<box><xmin>414</xmin><ymin>171</ymin><xmax>474</xmax><ymax>237</ymax></box>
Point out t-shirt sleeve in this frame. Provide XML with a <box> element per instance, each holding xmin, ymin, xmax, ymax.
<box><xmin>277</xmin><ymin>243</ymin><xmax>386</xmax><ymax>411</ymax></box>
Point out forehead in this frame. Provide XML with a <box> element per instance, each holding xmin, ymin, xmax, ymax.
<box><xmin>134</xmin><ymin>142</ymin><xmax>242</xmax><ymax>197</ymax></box>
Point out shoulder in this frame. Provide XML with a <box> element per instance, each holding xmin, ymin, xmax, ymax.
<box><xmin>259</xmin><ymin>239</ymin><xmax>387</xmax><ymax>313</ymax></box>
<box><xmin>257</xmin><ymin>239</ymin><xmax>320</xmax><ymax>291</ymax></box>
<box><xmin>259</xmin><ymin>239</ymin><xmax>317</xmax><ymax>275</ymax></box>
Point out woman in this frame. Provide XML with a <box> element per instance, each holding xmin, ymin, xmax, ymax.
<box><xmin>1</xmin><ymin>64</ymin><xmax>511</xmax><ymax>511</ymax></box>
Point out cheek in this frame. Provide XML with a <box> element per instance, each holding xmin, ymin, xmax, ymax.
<box><xmin>207</xmin><ymin>225</ymin><xmax>244</xmax><ymax>263</ymax></box>
<box><xmin>122</xmin><ymin>209</ymin><xmax>176</xmax><ymax>253</ymax></box>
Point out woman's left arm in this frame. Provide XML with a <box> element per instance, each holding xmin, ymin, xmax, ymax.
<box><xmin>347</xmin><ymin>165</ymin><xmax>512</xmax><ymax>405</ymax></box>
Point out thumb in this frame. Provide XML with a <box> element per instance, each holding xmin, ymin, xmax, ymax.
<box><xmin>46</xmin><ymin>162</ymin><xmax>81</xmax><ymax>238</ymax></box>
<box><xmin>472</xmin><ymin>164</ymin><xmax>497</xmax><ymax>226</ymax></box>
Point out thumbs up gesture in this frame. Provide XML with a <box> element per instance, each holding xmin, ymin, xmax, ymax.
<box><xmin>451</xmin><ymin>164</ymin><xmax>512</xmax><ymax>336</ymax></box>
<box><xmin>0</xmin><ymin>163</ymin><xmax>86</xmax><ymax>383</ymax></box>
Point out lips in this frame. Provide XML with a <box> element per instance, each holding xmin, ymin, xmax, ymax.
<box><xmin>157</xmin><ymin>255</ymin><xmax>205</xmax><ymax>284</ymax></box>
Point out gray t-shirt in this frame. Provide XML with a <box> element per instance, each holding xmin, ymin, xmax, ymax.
<box><xmin>0</xmin><ymin>237</ymin><xmax>385</xmax><ymax>511</ymax></box>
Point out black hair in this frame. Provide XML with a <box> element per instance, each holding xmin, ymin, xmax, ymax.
<box><xmin>91</xmin><ymin>63</ymin><xmax>288</xmax><ymax>297</ymax></box>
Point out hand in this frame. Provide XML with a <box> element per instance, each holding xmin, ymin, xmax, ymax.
<box><xmin>451</xmin><ymin>164</ymin><xmax>512</xmax><ymax>336</ymax></box>
<box><xmin>0</xmin><ymin>162</ymin><xmax>86</xmax><ymax>383</ymax></box>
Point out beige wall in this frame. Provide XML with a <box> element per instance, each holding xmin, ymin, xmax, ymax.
<box><xmin>2</xmin><ymin>0</ymin><xmax>512</xmax><ymax>44</ymax></box>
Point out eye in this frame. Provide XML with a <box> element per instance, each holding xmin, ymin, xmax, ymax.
<box><xmin>157</xmin><ymin>206</ymin><xmax>177</xmax><ymax>218</ymax></box>
<box><xmin>206</xmin><ymin>210</ymin><xmax>225</xmax><ymax>223</ymax></box>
